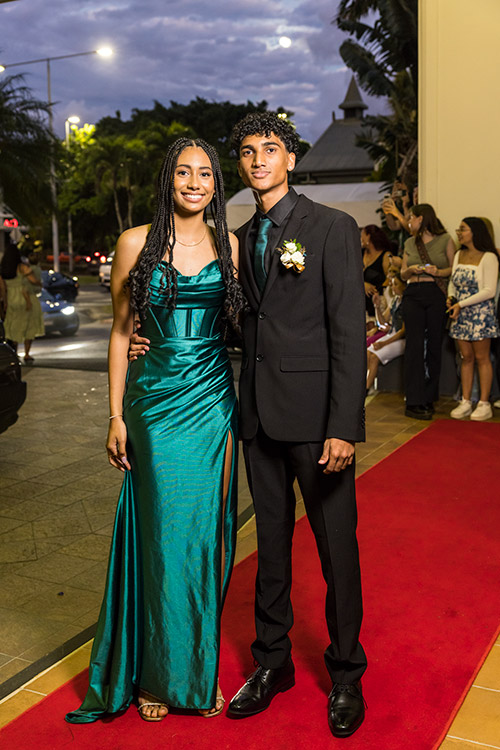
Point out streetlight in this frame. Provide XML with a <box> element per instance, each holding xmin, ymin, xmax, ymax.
<box><xmin>65</xmin><ymin>115</ymin><xmax>81</xmax><ymax>146</ymax></box>
<box><xmin>64</xmin><ymin>116</ymin><xmax>81</xmax><ymax>274</ymax></box>
<box><xmin>0</xmin><ymin>47</ymin><xmax>113</xmax><ymax>271</ymax></box>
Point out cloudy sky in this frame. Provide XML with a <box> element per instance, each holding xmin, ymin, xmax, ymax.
<box><xmin>1</xmin><ymin>0</ymin><xmax>383</xmax><ymax>144</ymax></box>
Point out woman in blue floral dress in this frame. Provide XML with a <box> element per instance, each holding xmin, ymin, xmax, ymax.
<box><xmin>447</xmin><ymin>217</ymin><xmax>499</xmax><ymax>420</ymax></box>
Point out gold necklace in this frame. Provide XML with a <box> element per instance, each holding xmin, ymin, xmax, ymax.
<box><xmin>175</xmin><ymin>228</ymin><xmax>207</xmax><ymax>247</ymax></box>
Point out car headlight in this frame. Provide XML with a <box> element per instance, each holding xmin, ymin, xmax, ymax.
<box><xmin>62</xmin><ymin>306</ymin><xmax>75</xmax><ymax>316</ymax></box>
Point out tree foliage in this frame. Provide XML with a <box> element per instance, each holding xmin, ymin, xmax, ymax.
<box><xmin>0</xmin><ymin>73</ymin><xmax>55</xmax><ymax>223</ymax></box>
<box><xmin>335</xmin><ymin>0</ymin><xmax>418</xmax><ymax>188</ymax></box>
<box><xmin>58</xmin><ymin>98</ymin><xmax>309</xmax><ymax>252</ymax></box>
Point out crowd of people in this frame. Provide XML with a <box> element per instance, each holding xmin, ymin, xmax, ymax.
<box><xmin>362</xmin><ymin>184</ymin><xmax>500</xmax><ymax>420</ymax></box>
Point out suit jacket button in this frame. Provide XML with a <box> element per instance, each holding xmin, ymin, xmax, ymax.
<box><xmin>256</xmin><ymin>354</ymin><xmax>263</xmax><ymax>362</ymax></box>
<box><xmin>258</xmin><ymin>312</ymin><xmax>266</xmax><ymax>319</ymax></box>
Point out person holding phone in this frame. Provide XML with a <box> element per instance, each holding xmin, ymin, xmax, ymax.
<box><xmin>400</xmin><ymin>204</ymin><xmax>455</xmax><ymax>419</ymax></box>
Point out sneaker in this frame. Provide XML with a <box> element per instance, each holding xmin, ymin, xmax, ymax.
<box><xmin>493</xmin><ymin>399</ymin><xmax>500</xmax><ymax>408</ymax></box>
<box><xmin>450</xmin><ymin>399</ymin><xmax>472</xmax><ymax>419</ymax></box>
<box><xmin>470</xmin><ymin>401</ymin><xmax>493</xmax><ymax>421</ymax></box>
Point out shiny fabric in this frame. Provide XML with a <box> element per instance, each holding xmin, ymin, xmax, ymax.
<box><xmin>253</xmin><ymin>216</ymin><xmax>273</xmax><ymax>292</ymax></box>
<box><xmin>66</xmin><ymin>259</ymin><xmax>238</xmax><ymax>723</ymax></box>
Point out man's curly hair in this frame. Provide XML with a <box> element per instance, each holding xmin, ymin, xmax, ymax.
<box><xmin>230</xmin><ymin>112</ymin><xmax>301</xmax><ymax>156</ymax></box>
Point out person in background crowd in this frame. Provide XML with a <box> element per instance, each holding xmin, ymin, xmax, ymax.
<box><xmin>382</xmin><ymin>182</ymin><xmax>418</xmax><ymax>237</ymax></box>
<box><xmin>400</xmin><ymin>204</ymin><xmax>455</xmax><ymax>419</ymax></box>
<box><xmin>447</xmin><ymin>217</ymin><xmax>499</xmax><ymax>420</ymax></box>
<box><xmin>365</xmin><ymin>266</ymin><xmax>398</xmax><ymax>346</ymax></box>
<box><xmin>366</xmin><ymin>274</ymin><xmax>406</xmax><ymax>394</ymax></box>
<box><xmin>22</xmin><ymin>252</ymin><xmax>45</xmax><ymax>362</ymax></box>
<box><xmin>0</xmin><ymin>241</ymin><xmax>43</xmax><ymax>360</ymax></box>
<box><xmin>361</xmin><ymin>224</ymin><xmax>393</xmax><ymax>316</ymax></box>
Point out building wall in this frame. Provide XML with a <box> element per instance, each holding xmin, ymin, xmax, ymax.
<box><xmin>419</xmin><ymin>0</ymin><xmax>500</xmax><ymax>244</ymax></box>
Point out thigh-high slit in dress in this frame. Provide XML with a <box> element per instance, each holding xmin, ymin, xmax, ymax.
<box><xmin>66</xmin><ymin>259</ymin><xmax>238</xmax><ymax>722</ymax></box>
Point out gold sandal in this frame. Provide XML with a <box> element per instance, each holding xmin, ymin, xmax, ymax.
<box><xmin>138</xmin><ymin>693</ymin><xmax>169</xmax><ymax>722</ymax></box>
<box><xmin>199</xmin><ymin>684</ymin><xmax>225</xmax><ymax>718</ymax></box>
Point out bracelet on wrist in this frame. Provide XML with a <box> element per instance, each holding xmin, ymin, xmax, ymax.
<box><xmin>109</xmin><ymin>414</ymin><xmax>123</xmax><ymax>420</ymax></box>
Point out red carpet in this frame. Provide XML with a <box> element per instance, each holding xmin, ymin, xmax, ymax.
<box><xmin>1</xmin><ymin>419</ymin><xmax>500</xmax><ymax>749</ymax></box>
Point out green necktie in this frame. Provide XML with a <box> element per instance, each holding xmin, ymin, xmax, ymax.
<box><xmin>254</xmin><ymin>216</ymin><xmax>273</xmax><ymax>293</ymax></box>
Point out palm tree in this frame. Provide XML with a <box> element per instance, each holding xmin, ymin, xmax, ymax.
<box><xmin>335</xmin><ymin>0</ymin><xmax>418</xmax><ymax>188</ymax></box>
<box><xmin>0</xmin><ymin>73</ymin><xmax>54</xmax><ymax>224</ymax></box>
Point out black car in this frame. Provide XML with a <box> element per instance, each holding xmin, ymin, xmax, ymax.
<box><xmin>42</xmin><ymin>270</ymin><xmax>79</xmax><ymax>302</ymax></box>
<box><xmin>0</xmin><ymin>321</ymin><xmax>26</xmax><ymax>433</ymax></box>
<box><xmin>40</xmin><ymin>289</ymin><xmax>80</xmax><ymax>336</ymax></box>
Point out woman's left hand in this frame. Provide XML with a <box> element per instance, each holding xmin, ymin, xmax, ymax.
<box><xmin>448</xmin><ymin>303</ymin><xmax>461</xmax><ymax>320</ymax></box>
<box><xmin>373</xmin><ymin>340</ymin><xmax>385</xmax><ymax>351</ymax></box>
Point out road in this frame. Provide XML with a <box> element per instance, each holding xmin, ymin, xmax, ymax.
<box><xmin>29</xmin><ymin>284</ymin><xmax>112</xmax><ymax>371</ymax></box>
<box><xmin>28</xmin><ymin>284</ymin><xmax>242</xmax><ymax>377</ymax></box>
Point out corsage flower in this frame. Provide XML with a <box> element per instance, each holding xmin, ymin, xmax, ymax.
<box><xmin>278</xmin><ymin>239</ymin><xmax>306</xmax><ymax>273</ymax></box>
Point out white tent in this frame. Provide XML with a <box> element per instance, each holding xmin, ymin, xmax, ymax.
<box><xmin>225</xmin><ymin>182</ymin><xmax>386</xmax><ymax>230</ymax></box>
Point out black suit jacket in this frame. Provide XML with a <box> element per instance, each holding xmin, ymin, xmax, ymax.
<box><xmin>237</xmin><ymin>194</ymin><xmax>366</xmax><ymax>443</ymax></box>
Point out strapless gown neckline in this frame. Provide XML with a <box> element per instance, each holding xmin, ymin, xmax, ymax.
<box><xmin>160</xmin><ymin>257</ymin><xmax>219</xmax><ymax>278</ymax></box>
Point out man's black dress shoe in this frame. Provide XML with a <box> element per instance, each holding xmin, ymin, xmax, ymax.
<box><xmin>405</xmin><ymin>404</ymin><xmax>432</xmax><ymax>420</ymax></box>
<box><xmin>328</xmin><ymin>681</ymin><xmax>365</xmax><ymax>738</ymax></box>
<box><xmin>226</xmin><ymin>659</ymin><xmax>295</xmax><ymax>718</ymax></box>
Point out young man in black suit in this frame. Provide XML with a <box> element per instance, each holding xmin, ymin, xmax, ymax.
<box><xmin>225</xmin><ymin>113</ymin><xmax>367</xmax><ymax>737</ymax></box>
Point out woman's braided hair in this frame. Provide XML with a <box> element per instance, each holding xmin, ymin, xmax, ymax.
<box><xmin>128</xmin><ymin>137</ymin><xmax>246</xmax><ymax>326</ymax></box>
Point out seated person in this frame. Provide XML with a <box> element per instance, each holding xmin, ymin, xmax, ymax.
<box><xmin>366</xmin><ymin>274</ymin><xmax>406</xmax><ymax>393</ymax></box>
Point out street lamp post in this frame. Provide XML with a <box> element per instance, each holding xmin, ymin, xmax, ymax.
<box><xmin>65</xmin><ymin>116</ymin><xmax>80</xmax><ymax>274</ymax></box>
<box><xmin>0</xmin><ymin>47</ymin><xmax>113</xmax><ymax>271</ymax></box>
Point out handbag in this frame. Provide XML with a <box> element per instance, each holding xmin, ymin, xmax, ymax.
<box><xmin>415</xmin><ymin>236</ymin><xmax>448</xmax><ymax>296</ymax></box>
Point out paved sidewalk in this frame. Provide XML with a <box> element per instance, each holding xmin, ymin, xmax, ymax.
<box><xmin>0</xmin><ymin>365</ymin><xmax>252</xmax><ymax>697</ymax></box>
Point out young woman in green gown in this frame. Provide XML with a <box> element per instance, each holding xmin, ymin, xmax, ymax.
<box><xmin>66</xmin><ymin>138</ymin><xmax>245</xmax><ymax>723</ymax></box>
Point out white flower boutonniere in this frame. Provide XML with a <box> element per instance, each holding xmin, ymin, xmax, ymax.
<box><xmin>278</xmin><ymin>239</ymin><xmax>306</xmax><ymax>274</ymax></box>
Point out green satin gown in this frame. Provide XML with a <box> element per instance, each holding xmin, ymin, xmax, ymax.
<box><xmin>66</xmin><ymin>259</ymin><xmax>238</xmax><ymax>722</ymax></box>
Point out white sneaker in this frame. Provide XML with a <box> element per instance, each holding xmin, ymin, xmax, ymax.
<box><xmin>450</xmin><ymin>399</ymin><xmax>472</xmax><ymax>419</ymax></box>
<box><xmin>470</xmin><ymin>401</ymin><xmax>493</xmax><ymax>421</ymax></box>
<box><xmin>493</xmin><ymin>399</ymin><xmax>500</xmax><ymax>408</ymax></box>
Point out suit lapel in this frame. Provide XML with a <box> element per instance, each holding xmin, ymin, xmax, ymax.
<box><xmin>261</xmin><ymin>195</ymin><xmax>310</xmax><ymax>303</ymax></box>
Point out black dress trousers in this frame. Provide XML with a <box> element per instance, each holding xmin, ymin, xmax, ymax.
<box><xmin>243</xmin><ymin>426</ymin><xmax>367</xmax><ymax>685</ymax></box>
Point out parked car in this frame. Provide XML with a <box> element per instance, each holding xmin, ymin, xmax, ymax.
<box><xmin>40</xmin><ymin>289</ymin><xmax>80</xmax><ymax>336</ymax></box>
<box><xmin>99</xmin><ymin>251</ymin><xmax>114</xmax><ymax>288</ymax></box>
<box><xmin>42</xmin><ymin>270</ymin><xmax>79</xmax><ymax>302</ymax></box>
<box><xmin>46</xmin><ymin>252</ymin><xmax>83</xmax><ymax>264</ymax></box>
<box><xmin>83</xmin><ymin>250</ymin><xmax>109</xmax><ymax>274</ymax></box>
<box><xmin>0</xmin><ymin>321</ymin><xmax>26</xmax><ymax>433</ymax></box>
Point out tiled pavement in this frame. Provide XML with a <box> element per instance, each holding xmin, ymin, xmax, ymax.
<box><xmin>0</xmin><ymin>365</ymin><xmax>252</xmax><ymax>696</ymax></box>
